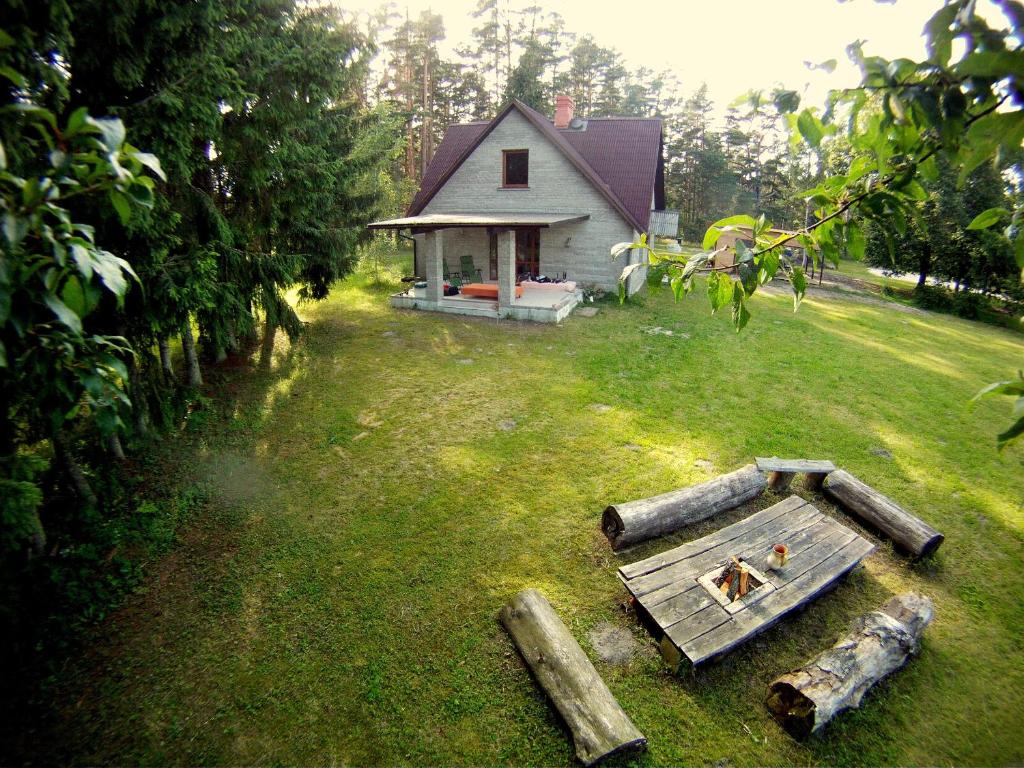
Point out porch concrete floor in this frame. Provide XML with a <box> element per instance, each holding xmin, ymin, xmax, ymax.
<box><xmin>391</xmin><ymin>283</ymin><xmax>583</xmax><ymax>323</ymax></box>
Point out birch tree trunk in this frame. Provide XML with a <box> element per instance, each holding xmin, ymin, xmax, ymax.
<box><xmin>54</xmin><ymin>431</ymin><xmax>97</xmax><ymax>507</ymax></box>
<box><xmin>158</xmin><ymin>337</ymin><xmax>174</xmax><ymax>379</ymax></box>
<box><xmin>106</xmin><ymin>433</ymin><xmax>126</xmax><ymax>460</ymax></box>
<box><xmin>181</xmin><ymin>320</ymin><xmax>202</xmax><ymax>387</ymax></box>
<box><xmin>260</xmin><ymin>315</ymin><xmax>276</xmax><ymax>370</ymax></box>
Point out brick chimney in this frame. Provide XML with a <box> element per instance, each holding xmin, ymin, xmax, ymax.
<box><xmin>554</xmin><ymin>94</ymin><xmax>574</xmax><ymax>129</ymax></box>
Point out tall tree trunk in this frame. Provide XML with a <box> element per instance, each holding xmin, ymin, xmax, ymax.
<box><xmin>53</xmin><ymin>430</ymin><xmax>97</xmax><ymax>507</ymax></box>
<box><xmin>181</xmin><ymin>320</ymin><xmax>203</xmax><ymax>387</ymax></box>
<box><xmin>129</xmin><ymin>364</ymin><xmax>151</xmax><ymax>439</ymax></box>
<box><xmin>260</xmin><ymin>314</ymin><xmax>276</xmax><ymax>370</ymax></box>
<box><xmin>421</xmin><ymin>50</ymin><xmax>432</xmax><ymax>178</ymax></box>
<box><xmin>158</xmin><ymin>337</ymin><xmax>174</xmax><ymax>379</ymax></box>
<box><xmin>917</xmin><ymin>242</ymin><xmax>931</xmax><ymax>289</ymax></box>
<box><xmin>404</xmin><ymin>10</ymin><xmax>416</xmax><ymax>182</ymax></box>
<box><xmin>106</xmin><ymin>433</ymin><xmax>126</xmax><ymax>460</ymax></box>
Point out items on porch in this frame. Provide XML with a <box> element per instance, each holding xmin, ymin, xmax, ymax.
<box><xmin>520</xmin><ymin>279</ymin><xmax>578</xmax><ymax>292</ymax></box>
<box><xmin>459</xmin><ymin>254</ymin><xmax>483</xmax><ymax>283</ymax></box>
<box><xmin>500</xmin><ymin>589</ymin><xmax>647</xmax><ymax>766</ymax></box>
<box><xmin>461</xmin><ymin>283</ymin><xmax>524</xmax><ymax>300</ymax></box>
<box><xmin>766</xmin><ymin>592</ymin><xmax>934</xmax><ymax>739</ymax></box>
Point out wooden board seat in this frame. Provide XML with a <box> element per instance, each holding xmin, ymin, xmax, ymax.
<box><xmin>755</xmin><ymin>457</ymin><xmax>837</xmax><ymax>491</ymax></box>
<box><xmin>618</xmin><ymin>495</ymin><xmax>875</xmax><ymax>670</ymax></box>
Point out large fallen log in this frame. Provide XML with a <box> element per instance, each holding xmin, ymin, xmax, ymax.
<box><xmin>823</xmin><ymin>470</ymin><xmax>944</xmax><ymax>557</ymax></box>
<box><xmin>500</xmin><ymin>589</ymin><xmax>647</xmax><ymax>766</ymax></box>
<box><xmin>765</xmin><ymin>593</ymin><xmax>933</xmax><ymax>739</ymax></box>
<box><xmin>602</xmin><ymin>464</ymin><xmax>767</xmax><ymax>550</ymax></box>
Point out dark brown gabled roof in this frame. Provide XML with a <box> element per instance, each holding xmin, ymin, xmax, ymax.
<box><xmin>406</xmin><ymin>100</ymin><xmax>664</xmax><ymax>232</ymax></box>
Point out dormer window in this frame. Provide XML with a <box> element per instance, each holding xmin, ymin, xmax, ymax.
<box><xmin>502</xmin><ymin>149</ymin><xmax>528</xmax><ymax>188</ymax></box>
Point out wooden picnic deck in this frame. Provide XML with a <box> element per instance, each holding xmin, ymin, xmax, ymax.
<box><xmin>618</xmin><ymin>495</ymin><xmax>875</xmax><ymax>669</ymax></box>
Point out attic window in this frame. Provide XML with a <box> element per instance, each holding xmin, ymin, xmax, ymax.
<box><xmin>503</xmin><ymin>149</ymin><xmax>528</xmax><ymax>188</ymax></box>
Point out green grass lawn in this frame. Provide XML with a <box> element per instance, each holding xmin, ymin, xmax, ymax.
<box><xmin>29</xmin><ymin>259</ymin><xmax>1024</xmax><ymax>766</ymax></box>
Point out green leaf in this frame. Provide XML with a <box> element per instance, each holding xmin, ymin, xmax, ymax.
<box><xmin>731</xmin><ymin>292</ymin><xmax>751</xmax><ymax>332</ymax></box>
<box><xmin>925</xmin><ymin>3</ymin><xmax>958</xmax><ymax>66</ymax></box>
<box><xmin>997</xmin><ymin>415</ymin><xmax>1024</xmax><ymax>449</ymax></box>
<box><xmin>759</xmin><ymin>249</ymin><xmax>779</xmax><ymax>284</ymax></box>
<box><xmin>109</xmin><ymin>190</ymin><xmax>131</xmax><ymax>225</ymax></box>
<box><xmin>791</xmin><ymin>266</ymin><xmax>807</xmax><ymax>310</ymax></box>
<box><xmin>1015</xmin><ymin>233</ymin><xmax>1024</xmax><ymax>270</ymax></box>
<box><xmin>966</xmin><ymin>207</ymin><xmax>1009</xmax><ymax>230</ymax></box>
<box><xmin>973</xmin><ymin>377</ymin><xmax>1024</xmax><ymax>402</ymax></box>
<box><xmin>61</xmin><ymin>276</ymin><xmax>87</xmax><ymax>318</ymax></box>
<box><xmin>128</xmin><ymin>151</ymin><xmax>166</xmax><ymax>182</ymax></box>
<box><xmin>44</xmin><ymin>293</ymin><xmax>83</xmax><ymax>333</ymax></box>
<box><xmin>847</xmin><ymin>155</ymin><xmax>875</xmax><ymax>182</ymax></box>
<box><xmin>707</xmin><ymin>272</ymin><xmax>734</xmax><ymax>313</ymax></box>
<box><xmin>957</xmin><ymin>50</ymin><xmax>1024</xmax><ymax>80</ymax></box>
<box><xmin>64</xmin><ymin>107</ymin><xmax>90</xmax><ymax>138</ymax></box>
<box><xmin>772</xmin><ymin>89</ymin><xmax>800</xmax><ymax>114</ymax></box>
<box><xmin>960</xmin><ymin>112</ymin><xmax>1024</xmax><ymax>184</ymax></box>
<box><xmin>0</xmin><ymin>66</ymin><xmax>27</xmax><ymax>88</ymax></box>
<box><xmin>797</xmin><ymin>109</ymin><xmax>824</xmax><ymax>148</ymax></box>
<box><xmin>703</xmin><ymin>215</ymin><xmax>757</xmax><ymax>250</ymax></box>
<box><xmin>86</xmin><ymin>116</ymin><xmax>126</xmax><ymax>152</ymax></box>
<box><xmin>0</xmin><ymin>339</ymin><xmax>6</xmax><ymax>368</ymax></box>
<box><xmin>670</xmin><ymin>275</ymin><xmax>685</xmax><ymax>302</ymax></box>
<box><xmin>734</xmin><ymin>239</ymin><xmax>754</xmax><ymax>264</ymax></box>
<box><xmin>0</xmin><ymin>29</ymin><xmax>15</xmax><ymax>48</ymax></box>
<box><xmin>738</xmin><ymin>261</ymin><xmax>758</xmax><ymax>296</ymax></box>
<box><xmin>611</xmin><ymin>241</ymin><xmax>637</xmax><ymax>259</ymax></box>
<box><xmin>846</xmin><ymin>223</ymin><xmax>866</xmax><ymax>261</ymax></box>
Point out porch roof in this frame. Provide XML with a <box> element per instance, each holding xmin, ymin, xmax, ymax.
<box><xmin>366</xmin><ymin>212</ymin><xmax>589</xmax><ymax>230</ymax></box>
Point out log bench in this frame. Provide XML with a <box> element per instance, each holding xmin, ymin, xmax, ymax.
<box><xmin>618</xmin><ymin>495</ymin><xmax>875</xmax><ymax>671</ymax></box>
<box><xmin>823</xmin><ymin>469</ymin><xmax>943</xmax><ymax>557</ymax></box>
<box><xmin>766</xmin><ymin>592</ymin><xmax>933</xmax><ymax>738</ymax></box>
<box><xmin>755</xmin><ymin>457</ymin><xmax>837</xmax><ymax>492</ymax></box>
<box><xmin>500</xmin><ymin>589</ymin><xmax>647</xmax><ymax>765</ymax></box>
<box><xmin>602</xmin><ymin>464</ymin><xmax>767</xmax><ymax>550</ymax></box>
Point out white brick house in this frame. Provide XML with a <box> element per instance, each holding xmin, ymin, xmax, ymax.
<box><xmin>369</xmin><ymin>97</ymin><xmax>666</xmax><ymax>322</ymax></box>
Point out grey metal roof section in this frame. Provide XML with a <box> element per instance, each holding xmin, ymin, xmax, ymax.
<box><xmin>367</xmin><ymin>212</ymin><xmax>590</xmax><ymax>229</ymax></box>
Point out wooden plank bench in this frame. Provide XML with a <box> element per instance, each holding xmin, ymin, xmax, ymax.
<box><xmin>755</xmin><ymin>457</ymin><xmax>837</xmax><ymax>491</ymax></box>
<box><xmin>618</xmin><ymin>495</ymin><xmax>875</xmax><ymax>671</ymax></box>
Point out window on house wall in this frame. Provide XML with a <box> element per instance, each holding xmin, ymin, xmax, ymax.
<box><xmin>502</xmin><ymin>149</ymin><xmax>528</xmax><ymax>187</ymax></box>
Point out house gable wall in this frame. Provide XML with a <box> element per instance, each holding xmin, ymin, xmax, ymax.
<box><xmin>420</xmin><ymin>109</ymin><xmax>639</xmax><ymax>291</ymax></box>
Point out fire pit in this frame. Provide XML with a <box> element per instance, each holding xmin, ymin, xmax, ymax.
<box><xmin>697</xmin><ymin>558</ymin><xmax>776</xmax><ymax>615</ymax></box>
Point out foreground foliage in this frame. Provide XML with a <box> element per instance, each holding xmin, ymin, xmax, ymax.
<box><xmin>0</xmin><ymin>1</ymin><xmax>399</xmax><ymax>686</ymax></box>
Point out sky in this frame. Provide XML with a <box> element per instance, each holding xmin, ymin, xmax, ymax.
<box><xmin>334</xmin><ymin>0</ymin><xmax>985</xmax><ymax>117</ymax></box>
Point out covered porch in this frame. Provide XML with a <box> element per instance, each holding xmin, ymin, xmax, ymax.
<box><xmin>367</xmin><ymin>213</ymin><xmax>588</xmax><ymax>323</ymax></box>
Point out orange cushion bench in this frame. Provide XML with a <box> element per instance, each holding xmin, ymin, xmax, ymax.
<box><xmin>461</xmin><ymin>283</ymin><xmax>523</xmax><ymax>299</ymax></box>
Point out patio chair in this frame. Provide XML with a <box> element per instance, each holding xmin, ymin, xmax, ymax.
<box><xmin>444</xmin><ymin>259</ymin><xmax>464</xmax><ymax>287</ymax></box>
<box><xmin>460</xmin><ymin>255</ymin><xmax>482</xmax><ymax>283</ymax></box>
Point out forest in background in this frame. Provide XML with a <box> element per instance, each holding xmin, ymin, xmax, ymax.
<box><xmin>351</xmin><ymin>0</ymin><xmax>820</xmax><ymax>240</ymax></box>
<box><xmin>354</xmin><ymin>0</ymin><xmax>1022</xmax><ymax>298</ymax></box>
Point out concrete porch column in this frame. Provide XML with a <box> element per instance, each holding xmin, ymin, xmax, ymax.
<box><xmin>424</xmin><ymin>229</ymin><xmax>444</xmax><ymax>304</ymax></box>
<box><xmin>497</xmin><ymin>229</ymin><xmax>516</xmax><ymax>309</ymax></box>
